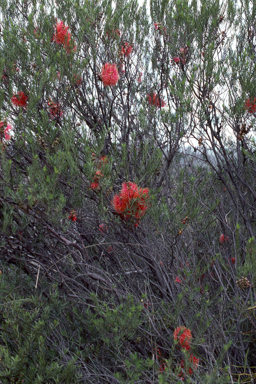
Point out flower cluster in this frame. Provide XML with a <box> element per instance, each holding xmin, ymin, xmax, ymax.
<box><xmin>90</xmin><ymin>154</ymin><xmax>108</xmax><ymax>190</ymax></box>
<box><xmin>154</xmin><ymin>347</ymin><xmax>167</xmax><ymax>374</ymax></box>
<box><xmin>180</xmin><ymin>354</ymin><xmax>199</xmax><ymax>376</ymax></box>
<box><xmin>48</xmin><ymin>101</ymin><xmax>63</xmax><ymax>119</ymax></box>
<box><xmin>173</xmin><ymin>326</ymin><xmax>192</xmax><ymax>351</ymax></box>
<box><xmin>172</xmin><ymin>46</ymin><xmax>189</xmax><ymax>66</ymax></box>
<box><xmin>112</xmin><ymin>182</ymin><xmax>149</xmax><ymax>224</ymax></box>
<box><xmin>0</xmin><ymin>121</ymin><xmax>12</xmax><ymax>141</ymax></box>
<box><xmin>245</xmin><ymin>98</ymin><xmax>256</xmax><ymax>114</ymax></box>
<box><xmin>121</xmin><ymin>42</ymin><xmax>132</xmax><ymax>57</ymax></box>
<box><xmin>174</xmin><ymin>326</ymin><xmax>199</xmax><ymax>378</ymax></box>
<box><xmin>147</xmin><ymin>93</ymin><xmax>166</xmax><ymax>108</ymax></box>
<box><xmin>219</xmin><ymin>234</ymin><xmax>228</xmax><ymax>244</ymax></box>
<box><xmin>52</xmin><ymin>21</ymin><xmax>76</xmax><ymax>53</ymax></box>
<box><xmin>101</xmin><ymin>63</ymin><xmax>119</xmax><ymax>86</ymax></box>
<box><xmin>11</xmin><ymin>91</ymin><xmax>28</xmax><ymax>108</ymax></box>
<box><xmin>69</xmin><ymin>210</ymin><xmax>77</xmax><ymax>222</ymax></box>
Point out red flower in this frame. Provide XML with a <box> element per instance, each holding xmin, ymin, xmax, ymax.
<box><xmin>73</xmin><ymin>74</ymin><xmax>82</xmax><ymax>87</ymax></box>
<box><xmin>99</xmin><ymin>156</ymin><xmax>108</xmax><ymax>165</ymax></box>
<box><xmin>4</xmin><ymin>125</ymin><xmax>11</xmax><ymax>140</ymax></box>
<box><xmin>173</xmin><ymin>57</ymin><xmax>180</xmax><ymax>63</ymax></box>
<box><xmin>48</xmin><ymin>102</ymin><xmax>63</xmax><ymax>119</ymax></box>
<box><xmin>52</xmin><ymin>21</ymin><xmax>76</xmax><ymax>53</ymax></box>
<box><xmin>180</xmin><ymin>354</ymin><xmax>199</xmax><ymax>375</ymax></box>
<box><xmin>230</xmin><ymin>257</ymin><xmax>236</xmax><ymax>265</ymax></box>
<box><xmin>121</xmin><ymin>42</ymin><xmax>132</xmax><ymax>57</ymax></box>
<box><xmin>159</xmin><ymin>362</ymin><xmax>167</xmax><ymax>372</ymax></box>
<box><xmin>99</xmin><ymin>224</ymin><xmax>108</xmax><ymax>234</ymax></box>
<box><xmin>95</xmin><ymin>169</ymin><xmax>103</xmax><ymax>177</ymax></box>
<box><xmin>175</xmin><ymin>276</ymin><xmax>182</xmax><ymax>283</ymax></box>
<box><xmin>11</xmin><ymin>91</ymin><xmax>28</xmax><ymax>108</ymax></box>
<box><xmin>245</xmin><ymin>98</ymin><xmax>256</xmax><ymax>113</ymax></box>
<box><xmin>219</xmin><ymin>234</ymin><xmax>228</xmax><ymax>244</ymax></box>
<box><xmin>90</xmin><ymin>182</ymin><xmax>100</xmax><ymax>190</ymax></box>
<box><xmin>0</xmin><ymin>121</ymin><xmax>12</xmax><ymax>141</ymax></box>
<box><xmin>173</xmin><ymin>326</ymin><xmax>192</xmax><ymax>350</ymax></box>
<box><xmin>69</xmin><ymin>210</ymin><xmax>77</xmax><ymax>221</ymax></box>
<box><xmin>112</xmin><ymin>182</ymin><xmax>149</xmax><ymax>221</ymax></box>
<box><xmin>147</xmin><ymin>93</ymin><xmax>166</xmax><ymax>108</ymax></box>
<box><xmin>101</xmin><ymin>63</ymin><xmax>119</xmax><ymax>86</ymax></box>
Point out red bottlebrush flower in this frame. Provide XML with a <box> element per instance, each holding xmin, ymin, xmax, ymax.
<box><xmin>159</xmin><ymin>362</ymin><xmax>167</xmax><ymax>372</ymax></box>
<box><xmin>4</xmin><ymin>125</ymin><xmax>11</xmax><ymax>140</ymax></box>
<box><xmin>121</xmin><ymin>42</ymin><xmax>132</xmax><ymax>57</ymax></box>
<box><xmin>48</xmin><ymin>102</ymin><xmax>63</xmax><ymax>119</ymax></box>
<box><xmin>180</xmin><ymin>354</ymin><xmax>199</xmax><ymax>375</ymax></box>
<box><xmin>69</xmin><ymin>210</ymin><xmax>77</xmax><ymax>221</ymax></box>
<box><xmin>95</xmin><ymin>169</ymin><xmax>103</xmax><ymax>177</ymax></box>
<box><xmin>0</xmin><ymin>121</ymin><xmax>12</xmax><ymax>140</ymax></box>
<box><xmin>219</xmin><ymin>234</ymin><xmax>225</xmax><ymax>244</ymax></box>
<box><xmin>0</xmin><ymin>121</ymin><xmax>12</xmax><ymax>141</ymax></box>
<box><xmin>73</xmin><ymin>74</ymin><xmax>82</xmax><ymax>87</ymax></box>
<box><xmin>154</xmin><ymin>23</ymin><xmax>159</xmax><ymax>30</ymax></box>
<box><xmin>112</xmin><ymin>182</ymin><xmax>149</xmax><ymax>221</ymax></box>
<box><xmin>173</xmin><ymin>326</ymin><xmax>192</xmax><ymax>350</ymax></box>
<box><xmin>147</xmin><ymin>93</ymin><xmax>166</xmax><ymax>108</ymax></box>
<box><xmin>230</xmin><ymin>257</ymin><xmax>236</xmax><ymax>265</ymax></box>
<box><xmin>175</xmin><ymin>276</ymin><xmax>182</xmax><ymax>283</ymax></box>
<box><xmin>90</xmin><ymin>182</ymin><xmax>100</xmax><ymax>190</ymax></box>
<box><xmin>99</xmin><ymin>156</ymin><xmax>108</xmax><ymax>165</ymax></box>
<box><xmin>99</xmin><ymin>223</ymin><xmax>108</xmax><ymax>234</ymax></box>
<box><xmin>245</xmin><ymin>98</ymin><xmax>256</xmax><ymax>113</ymax></box>
<box><xmin>101</xmin><ymin>63</ymin><xmax>119</xmax><ymax>86</ymax></box>
<box><xmin>173</xmin><ymin>57</ymin><xmax>180</xmax><ymax>63</ymax></box>
<box><xmin>11</xmin><ymin>91</ymin><xmax>28</xmax><ymax>108</ymax></box>
<box><xmin>219</xmin><ymin>234</ymin><xmax>228</xmax><ymax>244</ymax></box>
<box><xmin>52</xmin><ymin>21</ymin><xmax>76</xmax><ymax>53</ymax></box>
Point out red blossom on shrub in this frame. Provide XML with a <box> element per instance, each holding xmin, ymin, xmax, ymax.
<box><xmin>52</xmin><ymin>21</ymin><xmax>76</xmax><ymax>53</ymax></box>
<box><xmin>147</xmin><ymin>93</ymin><xmax>166</xmax><ymax>108</ymax></box>
<box><xmin>245</xmin><ymin>98</ymin><xmax>256</xmax><ymax>113</ymax></box>
<box><xmin>159</xmin><ymin>362</ymin><xmax>167</xmax><ymax>372</ymax></box>
<box><xmin>173</xmin><ymin>326</ymin><xmax>192</xmax><ymax>350</ymax></box>
<box><xmin>219</xmin><ymin>234</ymin><xmax>228</xmax><ymax>244</ymax></box>
<box><xmin>48</xmin><ymin>102</ymin><xmax>63</xmax><ymax>119</ymax></box>
<box><xmin>121</xmin><ymin>42</ymin><xmax>132</xmax><ymax>57</ymax></box>
<box><xmin>101</xmin><ymin>63</ymin><xmax>119</xmax><ymax>86</ymax></box>
<box><xmin>180</xmin><ymin>354</ymin><xmax>199</xmax><ymax>376</ymax></box>
<box><xmin>112</xmin><ymin>182</ymin><xmax>149</xmax><ymax>222</ymax></box>
<box><xmin>99</xmin><ymin>156</ymin><xmax>108</xmax><ymax>165</ymax></box>
<box><xmin>11</xmin><ymin>91</ymin><xmax>28</xmax><ymax>108</ymax></box>
<box><xmin>173</xmin><ymin>57</ymin><xmax>180</xmax><ymax>63</ymax></box>
<box><xmin>69</xmin><ymin>210</ymin><xmax>77</xmax><ymax>221</ymax></box>
<box><xmin>138</xmin><ymin>72</ymin><xmax>143</xmax><ymax>82</ymax></box>
<box><xmin>73</xmin><ymin>74</ymin><xmax>82</xmax><ymax>87</ymax></box>
<box><xmin>175</xmin><ymin>276</ymin><xmax>182</xmax><ymax>283</ymax></box>
<box><xmin>99</xmin><ymin>224</ymin><xmax>108</xmax><ymax>234</ymax></box>
<box><xmin>0</xmin><ymin>121</ymin><xmax>12</xmax><ymax>141</ymax></box>
<box><xmin>90</xmin><ymin>182</ymin><xmax>100</xmax><ymax>190</ymax></box>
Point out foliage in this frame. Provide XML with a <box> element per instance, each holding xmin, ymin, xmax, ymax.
<box><xmin>0</xmin><ymin>0</ymin><xmax>256</xmax><ymax>382</ymax></box>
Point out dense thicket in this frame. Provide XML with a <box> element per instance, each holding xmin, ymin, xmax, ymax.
<box><xmin>0</xmin><ymin>0</ymin><xmax>256</xmax><ymax>382</ymax></box>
